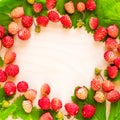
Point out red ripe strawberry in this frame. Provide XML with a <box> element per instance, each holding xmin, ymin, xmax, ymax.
<box><xmin>4</xmin><ymin>50</ymin><xmax>16</xmax><ymax>64</ymax></box>
<box><xmin>107</xmin><ymin>24</ymin><xmax>119</xmax><ymax>38</ymax></box>
<box><xmin>17</xmin><ymin>81</ymin><xmax>28</xmax><ymax>92</ymax></box>
<box><xmin>41</xmin><ymin>83</ymin><xmax>51</xmax><ymax>96</ymax></box>
<box><xmin>106</xmin><ymin>90</ymin><xmax>120</xmax><ymax>103</ymax></box>
<box><xmin>60</xmin><ymin>15</ymin><xmax>72</xmax><ymax>28</ymax></box>
<box><xmin>0</xmin><ymin>69</ymin><xmax>7</xmax><ymax>82</ymax></box>
<box><xmin>76</xmin><ymin>2</ymin><xmax>86</xmax><ymax>12</ymax></box>
<box><xmin>5</xmin><ymin>64</ymin><xmax>19</xmax><ymax>77</ymax></box>
<box><xmin>102</xmin><ymin>80</ymin><xmax>115</xmax><ymax>92</ymax></box>
<box><xmin>86</xmin><ymin>0</ymin><xmax>96</xmax><ymax>11</ymax></box>
<box><xmin>40</xmin><ymin>112</ymin><xmax>53</xmax><ymax>120</ymax></box>
<box><xmin>2</xmin><ymin>36</ymin><xmax>14</xmax><ymax>48</ymax></box>
<box><xmin>4</xmin><ymin>81</ymin><xmax>16</xmax><ymax>96</ymax></box>
<box><xmin>33</xmin><ymin>3</ymin><xmax>42</xmax><ymax>13</ymax></box>
<box><xmin>0</xmin><ymin>25</ymin><xmax>5</xmax><ymax>39</ymax></box>
<box><xmin>91</xmin><ymin>78</ymin><xmax>101</xmax><ymax>91</ymax></box>
<box><xmin>114</xmin><ymin>57</ymin><xmax>120</xmax><ymax>68</ymax></box>
<box><xmin>64</xmin><ymin>1</ymin><xmax>75</xmax><ymax>14</ymax></box>
<box><xmin>105</xmin><ymin>38</ymin><xmax>118</xmax><ymax>50</ymax></box>
<box><xmin>94</xmin><ymin>27</ymin><xmax>107</xmax><ymax>41</ymax></box>
<box><xmin>22</xmin><ymin>16</ymin><xmax>33</xmax><ymax>28</ymax></box>
<box><xmin>64</xmin><ymin>103</ymin><xmax>79</xmax><ymax>116</ymax></box>
<box><xmin>36</xmin><ymin>16</ymin><xmax>49</xmax><ymax>27</ymax></box>
<box><xmin>51</xmin><ymin>98</ymin><xmax>62</xmax><ymax>111</ymax></box>
<box><xmin>11</xmin><ymin>7</ymin><xmax>24</xmax><ymax>18</ymax></box>
<box><xmin>104</xmin><ymin>50</ymin><xmax>116</xmax><ymax>63</ymax></box>
<box><xmin>107</xmin><ymin>66</ymin><xmax>118</xmax><ymax>79</ymax></box>
<box><xmin>82</xmin><ymin>104</ymin><xmax>96</xmax><ymax>118</ymax></box>
<box><xmin>46</xmin><ymin>0</ymin><xmax>56</xmax><ymax>10</ymax></box>
<box><xmin>38</xmin><ymin>97</ymin><xmax>50</xmax><ymax>110</ymax></box>
<box><xmin>89</xmin><ymin>17</ymin><xmax>98</xmax><ymax>30</ymax></box>
<box><xmin>48</xmin><ymin>11</ymin><xmax>59</xmax><ymax>22</ymax></box>
<box><xmin>18</xmin><ymin>28</ymin><xmax>31</xmax><ymax>40</ymax></box>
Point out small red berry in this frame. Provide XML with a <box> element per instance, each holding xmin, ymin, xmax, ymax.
<box><xmin>82</xmin><ymin>104</ymin><xmax>96</xmax><ymax>118</ymax></box>
<box><xmin>2</xmin><ymin>36</ymin><xmax>14</xmax><ymax>48</ymax></box>
<box><xmin>40</xmin><ymin>112</ymin><xmax>53</xmax><ymax>120</ymax></box>
<box><xmin>4</xmin><ymin>81</ymin><xmax>16</xmax><ymax>96</ymax></box>
<box><xmin>89</xmin><ymin>17</ymin><xmax>98</xmax><ymax>30</ymax></box>
<box><xmin>17</xmin><ymin>81</ymin><xmax>28</xmax><ymax>92</ymax></box>
<box><xmin>76</xmin><ymin>2</ymin><xmax>85</xmax><ymax>12</ymax></box>
<box><xmin>107</xmin><ymin>24</ymin><xmax>119</xmax><ymax>38</ymax></box>
<box><xmin>5</xmin><ymin>64</ymin><xmax>19</xmax><ymax>77</ymax></box>
<box><xmin>86</xmin><ymin>0</ymin><xmax>96</xmax><ymax>11</ymax></box>
<box><xmin>91</xmin><ymin>79</ymin><xmax>101</xmax><ymax>91</ymax></box>
<box><xmin>36</xmin><ymin>16</ymin><xmax>49</xmax><ymax>27</ymax></box>
<box><xmin>0</xmin><ymin>25</ymin><xmax>5</xmax><ymax>39</ymax></box>
<box><xmin>22</xmin><ymin>16</ymin><xmax>33</xmax><ymax>28</ymax></box>
<box><xmin>64</xmin><ymin>103</ymin><xmax>79</xmax><ymax>116</ymax></box>
<box><xmin>38</xmin><ymin>97</ymin><xmax>51</xmax><ymax>110</ymax></box>
<box><xmin>48</xmin><ymin>11</ymin><xmax>59</xmax><ymax>22</ymax></box>
<box><xmin>46</xmin><ymin>0</ymin><xmax>56</xmax><ymax>10</ymax></box>
<box><xmin>114</xmin><ymin>57</ymin><xmax>120</xmax><ymax>68</ymax></box>
<box><xmin>41</xmin><ymin>83</ymin><xmax>51</xmax><ymax>96</ymax></box>
<box><xmin>0</xmin><ymin>69</ymin><xmax>7</xmax><ymax>82</ymax></box>
<box><xmin>33</xmin><ymin>3</ymin><xmax>42</xmax><ymax>13</ymax></box>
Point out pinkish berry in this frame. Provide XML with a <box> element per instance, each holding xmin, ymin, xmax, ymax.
<box><xmin>0</xmin><ymin>25</ymin><xmax>5</xmax><ymax>38</ymax></box>
<box><xmin>76</xmin><ymin>2</ymin><xmax>85</xmax><ymax>12</ymax></box>
<box><xmin>40</xmin><ymin>112</ymin><xmax>53</xmax><ymax>120</ymax></box>
<box><xmin>89</xmin><ymin>17</ymin><xmax>98</xmax><ymax>30</ymax></box>
<box><xmin>91</xmin><ymin>79</ymin><xmax>101</xmax><ymax>91</ymax></box>
<box><xmin>107</xmin><ymin>24</ymin><xmax>119</xmax><ymax>38</ymax></box>
<box><xmin>82</xmin><ymin>104</ymin><xmax>96</xmax><ymax>118</ymax></box>
<box><xmin>38</xmin><ymin>97</ymin><xmax>51</xmax><ymax>110</ymax></box>
<box><xmin>51</xmin><ymin>98</ymin><xmax>62</xmax><ymax>111</ymax></box>
<box><xmin>114</xmin><ymin>57</ymin><xmax>120</xmax><ymax>68</ymax></box>
<box><xmin>0</xmin><ymin>69</ymin><xmax>7</xmax><ymax>82</ymax></box>
<box><xmin>64</xmin><ymin>103</ymin><xmax>79</xmax><ymax>116</ymax></box>
<box><xmin>94</xmin><ymin>91</ymin><xmax>105</xmax><ymax>103</ymax></box>
<box><xmin>46</xmin><ymin>0</ymin><xmax>56</xmax><ymax>10</ymax></box>
<box><xmin>22</xmin><ymin>16</ymin><xmax>33</xmax><ymax>28</ymax></box>
<box><xmin>2</xmin><ymin>36</ymin><xmax>14</xmax><ymax>48</ymax></box>
<box><xmin>17</xmin><ymin>81</ymin><xmax>28</xmax><ymax>92</ymax></box>
<box><xmin>5</xmin><ymin>64</ymin><xmax>19</xmax><ymax>77</ymax></box>
<box><xmin>33</xmin><ymin>3</ymin><xmax>42</xmax><ymax>13</ymax></box>
<box><xmin>86</xmin><ymin>0</ymin><xmax>96</xmax><ymax>11</ymax></box>
<box><xmin>41</xmin><ymin>83</ymin><xmax>51</xmax><ymax>96</ymax></box>
<box><xmin>48</xmin><ymin>11</ymin><xmax>59</xmax><ymax>22</ymax></box>
<box><xmin>4</xmin><ymin>81</ymin><xmax>16</xmax><ymax>96</ymax></box>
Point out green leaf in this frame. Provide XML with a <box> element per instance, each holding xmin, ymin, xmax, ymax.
<box><xmin>0</xmin><ymin>57</ymin><xmax>4</xmax><ymax>67</ymax></box>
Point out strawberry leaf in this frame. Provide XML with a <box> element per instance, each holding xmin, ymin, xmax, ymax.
<box><xmin>0</xmin><ymin>57</ymin><xmax>4</xmax><ymax>67</ymax></box>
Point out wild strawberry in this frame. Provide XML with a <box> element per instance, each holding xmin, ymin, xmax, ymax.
<box><xmin>4</xmin><ymin>81</ymin><xmax>16</xmax><ymax>96</ymax></box>
<box><xmin>114</xmin><ymin>57</ymin><xmax>120</xmax><ymax>68</ymax></box>
<box><xmin>17</xmin><ymin>81</ymin><xmax>28</xmax><ymax>92</ymax></box>
<box><xmin>89</xmin><ymin>17</ymin><xmax>98</xmax><ymax>30</ymax></box>
<box><xmin>33</xmin><ymin>3</ymin><xmax>43</xmax><ymax>13</ymax></box>
<box><xmin>94</xmin><ymin>91</ymin><xmax>105</xmax><ymax>103</ymax></box>
<box><xmin>40</xmin><ymin>112</ymin><xmax>53</xmax><ymax>120</ymax></box>
<box><xmin>2</xmin><ymin>36</ymin><xmax>14</xmax><ymax>48</ymax></box>
<box><xmin>27</xmin><ymin>0</ymin><xmax>34</xmax><ymax>4</ymax></box>
<box><xmin>107</xmin><ymin>66</ymin><xmax>118</xmax><ymax>79</ymax></box>
<box><xmin>64</xmin><ymin>103</ymin><xmax>79</xmax><ymax>116</ymax></box>
<box><xmin>18</xmin><ymin>28</ymin><xmax>31</xmax><ymax>40</ymax></box>
<box><xmin>0</xmin><ymin>25</ymin><xmax>5</xmax><ymax>39</ymax></box>
<box><xmin>106</xmin><ymin>90</ymin><xmax>120</xmax><ymax>103</ymax></box>
<box><xmin>82</xmin><ymin>104</ymin><xmax>96</xmax><ymax>118</ymax></box>
<box><xmin>8</xmin><ymin>22</ymin><xmax>19</xmax><ymax>35</ymax></box>
<box><xmin>91</xmin><ymin>78</ymin><xmax>101</xmax><ymax>91</ymax></box>
<box><xmin>0</xmin><ymin>69</ymin><xmax>7</xmax><ymax>82</ymax></box>
<box><xmin>48</xmin><ymin>11</ymin><xmax>59</xmax><ymax>22</ymax></box>
<box><xmin>102</xmin><ymin>80</ymin><xmax>115</xmax><ymax>92</ymax></box>
<box><xmin>36</xmin><ymin>16</ymin><xmax>49</xmax><ymax>27</ymax></box>
<box><xmin>76</xmin><ymin>2</ymin><xmax>85</xmax><ymax>12</ymax></box>
<box><xmin>41</xmin><ymin>83</ymin><xmax>51</xmax><ymax>96</ymax></box>
<box><xmin>4</xmin><ymin>50</ymin><xmax>16</xmax><ymax>64</ymax></box>
<box><xmin>46</xmin><ymin>0</ymin><xmax>56</xmax><ymax>10</ymax></box>
<box><xmin>38</xmin><ymin>97</ymin><xmax>50</xmax><ymax>110</ymax></box>
<box><xmin>60</xmin><ymin>15</ymin><xmax>72</xmax><ymax>28</ymax></box>
<box><xmin>86</xmin><ymin>0</ymin><xmax>96</xmax><ymax>11</ymax></box>
<box><xmin>51</xmin><ymin>98</ymin><xmax>62</xmax><ymax>111</ymax></box>
<box><xmin>5</xmin><ymin>64</ymin><xmax>19</xmax><ymax>77</ymax></box>
<box><xmin>75</xmin><ymin>87</ymin><xmax>88</xmax><ymax>100</ymax></box>
<box><xmin>0</xmin><ymin>40</ymin><xmax>1</xmax><ymax>50</ymax></box>
<box><xmin>94</xmin><ymin>27</ymin><xmax>107</xmax><ymax>41</ymax></box>
<box><xmin>64</xmin><ymin>1</ymin><xmax>75</xmax><ymax>14</ymax></box>
<box><xmin>24</xmin><ymin>89</ymin><xmax>37</xmax><ymax>101</ymax></box>
<box><xmin>11</xmin><ymin>7</ymin><xmax>24</xmax><ymax>18</ymax></box>
<box><xmin>22</xmin><ymin>16</ymin><xmax>33</xmax><ymax>28</ymax></box>
<box><xmin>117</xmin><ymin>44</ymin><xmax>120</xmax><ymax>53</ymax></box>
<box><xmin>104</xmin><ymin>50</ymin><xmax>116</xmax><ymax>63</ymax></box>
<box><xmin>107</xmin><ymin>24</ymin><xmax>119</xmax><ymax>38</ymax></box>
<box><xmin>105</xmin><ymin>38</ymin><xmax>118</xmax><ymax>50</ymax></box>
<box><xmin>22</xmin><ymin>100</ymin><xmax>33</xmax><ymax>113</ymax></box>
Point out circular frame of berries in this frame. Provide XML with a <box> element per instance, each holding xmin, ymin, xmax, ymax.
<box><xmin>0</xmin><ymin>0</ymin><xmax>120</xmax><ymax>120</ymax></box>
